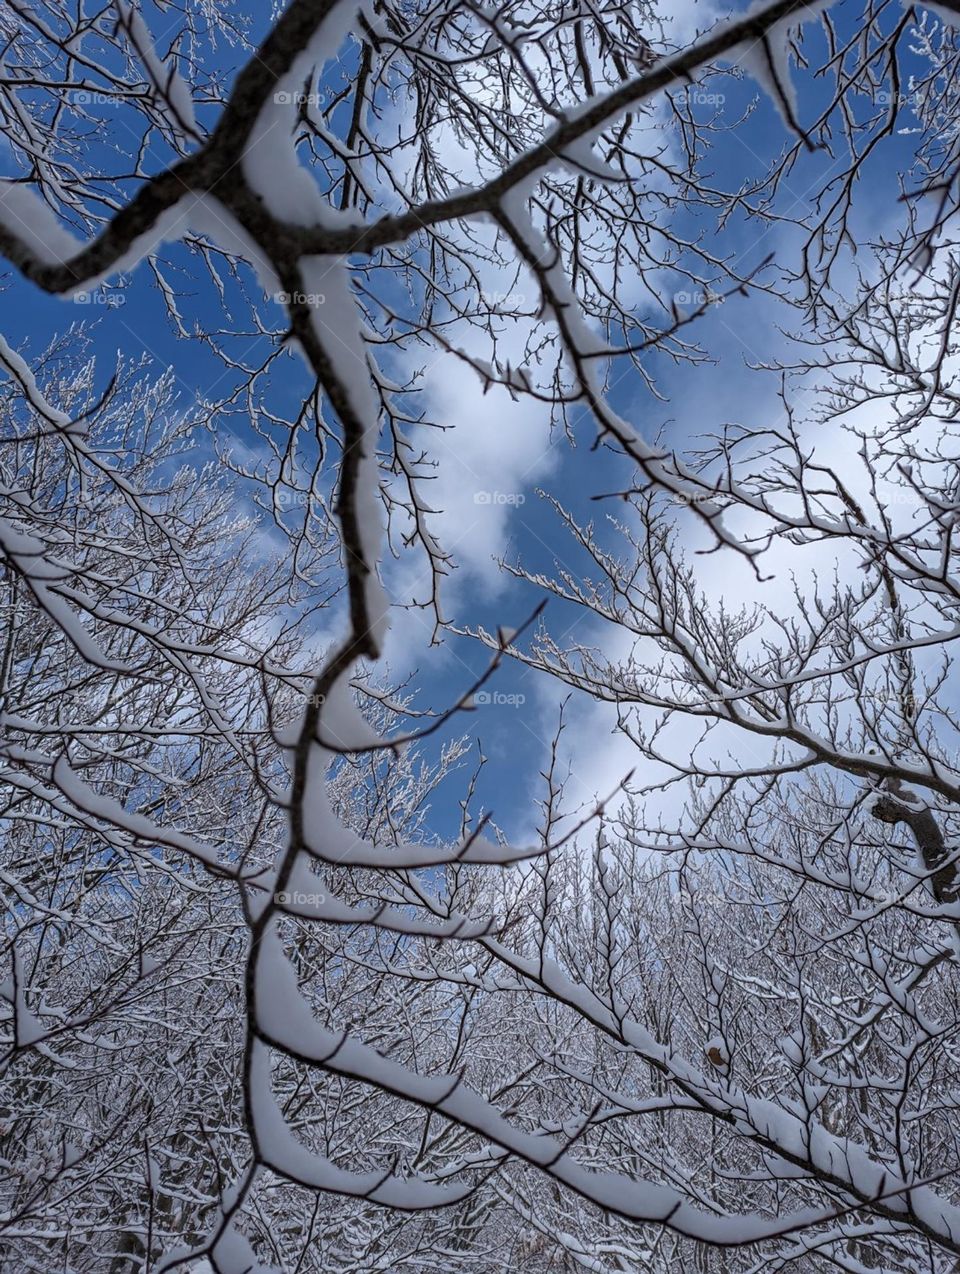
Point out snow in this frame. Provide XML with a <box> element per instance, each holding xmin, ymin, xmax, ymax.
<box><xmin>115</xmin><ymin>0</ymin><xmax>197</xmax><ymax>137</ymax></box>
<box><xmin>52</xmin><ymin>756</ymin><xmax>224</xmax><ymax>870</ymax></box>
<box><xmin>81</xmin><ymin>196</ymin><xmax>203</xmax><ymax>294</ymax></box>
<box><xmin>6</xmin><ymin>3</ymin><xmax>957</xmax><ymax>1261</ymax></box>
<box><xmin>0</xmin><ymin>332</ymin><xmax>72</xmax><ymax>429</ymax></box>
<box><xmin>240</xmin><ymin>2</ymin><xmax>369</xmax><ymax>226</ymax></box>
<box><xmin>0</xmin><ymin>181</ymin><xmax>81</xmax><ymax>266</ymax></box>
<box><xmin>298</xmin><ymin>254</ymin><xmax>391</xmax><ymax>656</ymax></box>
<box><xmin>780</xmin><ymin>1032</ymin><xmax>804</xmax><ymax>1066</ymax></box>
<box><xmin>448</xmin><ymin>930</ymin><xmax>960</xmax><ymax>1248</ymax></box>
<box><xmin>276</xmin><ymin>856</ymin><xmax>495</xmax><ymax>936</ymax></box>
<box><xmin>188</xmin><ymin>196</ymin><xmax>283</xmax><ymax>301</ymax></box>
<box><xmin>557</xmin><ymin>133</ymin><xmax>624</xmax><ymax>186</ymax></box>
<box><xmin>0</xmin><ymin>180</ymin><xmax>204</xmax><ymax>296</ymax></box>
<box><xmin>549</xmin><ymin>89</ymin><xmax>649</xmax><ymax>185</ymax></box>
<box><xmin>500</xmin><ymin>186</ymin><xmax>610</xmax><ymax>358</ymax></box>
<box><xmin>907</xmin><ymin>1</ymin><xmax>960</xmax><ymax>30</ymax></box>
<box><xmin>249</xmin><ymin>1032</ymin><xmax>469</xmax><ymax>1208</ymax></box>
<box><xmin>207</xmin><ymin>1224</ymin><xmax>275</xmax><ymax>1274</ymax></box>
<box><xmin>0</xmin><ymin>517</ymin><xmax>129</xmax><ymax>671</ymax></box>
<box><xmin>242</xmin><ymin>88</ymin><xmax>327</xmax><ymax>228</ymax></box>
<box><xmin>155</xmin><ymin>1174</ymin><xmax>279</xmax><ymax>1273</ymax></box>
<box><xmin>494</xmin><ymin>189</ymin><xmax>732</xmax><ymax>522</ymax></box>
<box><xmin>11</xmin><ymin>949</ymin><xmax>44</xmax><ymax>1048</ymax></box>
<box><xmin>297</xmin><ymin>740</ymin><xmax>539</xmax><ymax>868</ymax></box>
<box><xmin>733</xmin><ymin>0</ymin><xmax>832</xmax><ymax>136</ymax></box>
<box><xmin>253</xmin><ymin>922</ymin><xmax>871</xmax><ymax>1243</ymax></box>
<box><xmin>0</xmin><ymin>180</ymin><xmax>290</xmax><ymax>307</ymax></box>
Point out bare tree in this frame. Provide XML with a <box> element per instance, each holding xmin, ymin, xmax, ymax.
<box><xmin>5</xmin><ymin>0</ymin><xmax>960</xmax><ymax>1270</ymax></box>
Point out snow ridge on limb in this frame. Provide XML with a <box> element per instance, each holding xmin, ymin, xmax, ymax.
<box><xmin>51</xmin><ymin>757</ymin><xmax>228</xmax><ymax>872</ymax></box>
<box><xmin>493</xmin><ymin>192</ymin><xmax>741</xmax><ymax>553</ymax></box>
<box><xmin>734</xmin><ymin>0</ymin><xmax>833</xmax><ymax>146</ymax></box>
<box><xmin>248</xmin><ymin>1036</ymin><xmax>473</xmax><ymax>1209</ymax></box>
<box><xmin>0</xmin><ymin>0</ymin><xmax>355</xmax><ymax>291</ymax></box>
<box><xmin>0</xmin><ymin>519</ymin><xmax>132</xmax><ymax>672</ymax></box>
<box><xmin>0</xmin><ymin>0</ymin><xmax>838</xmax><ymax>291</ymax></box>
<box><xmin>0</xmin><ymin>0</ymin><xmax>846</xmax><ymax>567</ymax></box>
<box><xmin>113</xmin><ymin>0</ymin><xmax>198</xmax><ymax>142</ymax></box>
<box><xmin>252</xmin><ymin>922</ymin><xmax>960</xmax><ymax>1250</ymax></box>
<box><xmin>295</xmin><ymin>0</ymin><xmax>845</xmax><ymax>257</ymax></box>
<box><xmin>440</xmin><ymin>930</ymin><xmax>960</xmax><ymax>1253</ymax></box>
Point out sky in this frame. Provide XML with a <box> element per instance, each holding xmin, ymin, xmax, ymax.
<box><xmin>0</xmin><ymin>0</ymin><xmax>941</xmax><ymax>849</ymax></box>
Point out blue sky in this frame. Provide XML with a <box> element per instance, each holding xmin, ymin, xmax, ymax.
<box><xmin>1</xmin><ymin>0</ymin><xmax>938</xmax><ymax>846</ymax></box>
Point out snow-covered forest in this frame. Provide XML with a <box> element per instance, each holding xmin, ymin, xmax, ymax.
<box><xmin>3</xmin><ymin>0</ymin><xmax>960</xmax><ymax>1269</ymax></box>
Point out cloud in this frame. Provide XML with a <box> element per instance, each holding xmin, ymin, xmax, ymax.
<box><xmin>416</xmin><ymin>360</ymin><xmax>560</xmax><ymax>587</ymax></box>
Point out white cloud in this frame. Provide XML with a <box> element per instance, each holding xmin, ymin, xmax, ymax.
<box><xmin>416</xmin><ymin>364</ymin><xmax>559</xmax><ymax>586</ymax></box>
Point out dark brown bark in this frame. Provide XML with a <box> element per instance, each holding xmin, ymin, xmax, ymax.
<box><xmin>872</xmin><ymin>790</ymin><xmax>960</xmax><ymax>917</ymax></box>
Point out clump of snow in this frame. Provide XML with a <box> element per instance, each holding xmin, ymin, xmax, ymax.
<box><xmin>241</xmin><ymin>2</ymin><xmax>370</xmax><ymax>226</ymax></box>
<box><xmin>0</xmin><ymin>182</ymin><xmax>81</xmax><ymax>266</ymax></box>
<box><xmin>298</xmin><ymin>255</ymin><xmax>391</xmax><ymax>655</ymax></box>
<box><xmin>0</xmin><ymin>332</ymin><xmax>72</xmax><ymax>429</ymax></box>
<box><xmin>115</xmin><ymin>0</ymin><xmax>197</xmax><ymax>137</ymax></box>
<box><xmin>732</xmin><ymin>0</ymin><xmax>832</xmax><ymax>137</ymax></box>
